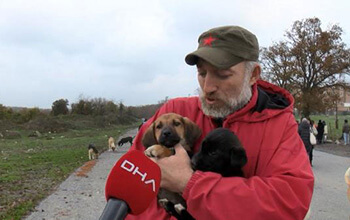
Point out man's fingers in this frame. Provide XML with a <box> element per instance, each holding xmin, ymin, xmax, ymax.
<box><xmin>174</xmin><ymin>143</ymin><xmax>187</xmax><ymax>155</ymax></box>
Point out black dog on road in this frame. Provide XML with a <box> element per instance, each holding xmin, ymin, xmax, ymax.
<box><xmin>164</xmin><ymin>128</ymin><xmax>247</xmax><ymax>220</ymax></box>
<box><xmin>117</xmin><ymin>136</ymin><xmax>134</xmax><ymax>146</ymax></box>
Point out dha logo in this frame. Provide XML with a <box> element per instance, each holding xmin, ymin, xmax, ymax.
<box><xmin>120</xmin><ymin>160</ymin><xmax>156</xmax><ymax>192</ymax></box>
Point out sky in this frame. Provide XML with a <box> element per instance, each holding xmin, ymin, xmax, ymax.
<box><xmin>1</xmin><ymin>0</ymin><xmax>350</xmax><ymax>109</ymax></box>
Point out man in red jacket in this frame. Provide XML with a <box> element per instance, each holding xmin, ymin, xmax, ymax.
<box><xmin>126</xmin><ymin>26</ymin><xmax>314</xmax><ymax>220</ymax></box>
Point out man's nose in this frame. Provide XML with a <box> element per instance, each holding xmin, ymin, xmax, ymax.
<box><xmin>203</xmin><ymin>73</ymin><xmax>218</xmax><ymax>94</ymax></box>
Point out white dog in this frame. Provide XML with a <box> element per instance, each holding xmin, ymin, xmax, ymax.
<box><xmin>108</xmin><ymin>137</ymin><xmax>116</xmax><ymax>151</ymax></box>
<box><xmin>345</xmin><ymin>167</ymin><xmax>350</xmax><ymax>202</ymax></box>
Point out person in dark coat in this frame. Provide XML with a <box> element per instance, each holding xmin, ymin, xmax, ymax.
<box><xmin>316</xmin><ymin>120</ymin><xmax>324</xmax><ymax>144</ymax></box>
<box><xmin>298</xmin><ymin>118</ymin><xmax>312</xmax><ymax>165</ymax></box>
<box><xmin>342</xmin><ymin>119</ymin><xmax>350</xmax><ymax>145</ymax></box>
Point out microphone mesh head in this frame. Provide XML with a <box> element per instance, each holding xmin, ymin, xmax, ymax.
<box><xmin>105</xmin><ymin>150</ymin><xmax>161</xmax><ymax>215</ymax></box>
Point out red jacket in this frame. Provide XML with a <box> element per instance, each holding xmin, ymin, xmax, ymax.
<box><xmin>126</xmin><ymin>80</ymin><xmax>314</xmax><ymax>220</ymax></box>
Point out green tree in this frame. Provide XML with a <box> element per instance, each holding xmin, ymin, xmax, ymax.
<box><xmin>71</xmin><ymin>99</ymin><xmax>93</xmax><ymax>115</ymax></box>
<box><xmin>118</xmin><ymin>101</ymin><xmax>125</xmax><ymax>116</ymax></box>
<box><xmin>19</xmin><ymin>107</ymin><xmax>41</xmax><ymax>122</ymax></box>
<box><xmin>0</xmin><ymin>104</ymin><xmax>13</xmax><ymax>120</ymax></box>
<box><xmin>106</xmin><ymin>101</ymin><xmax>117</xmax><ymax>114</ymax></box>
<box><xmin>261</xmin><ymin>17</ymin><xmax>350</xmax><ymax>117</ymax></box>
<box><xmin>51</xmin><ymin>99</ymin><xmax>69</xmax><ymax>116</ymax></box>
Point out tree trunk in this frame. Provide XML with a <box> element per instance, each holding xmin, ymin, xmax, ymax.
<box><xmin>335</xmin><ymin>103</ymin><xmax>338</xmax><ymax>129</ymax></box>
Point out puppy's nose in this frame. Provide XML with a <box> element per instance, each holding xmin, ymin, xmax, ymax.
<box><xmin>162</xmin><ymin>128</ymin><xmax>172</xmax><ymax>137</ymax></box>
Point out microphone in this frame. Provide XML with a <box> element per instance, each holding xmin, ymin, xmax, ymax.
<box><xmin>99</xmin><ymin>150</ymin><xmax>161</xmax><ymax>220</ymax></box>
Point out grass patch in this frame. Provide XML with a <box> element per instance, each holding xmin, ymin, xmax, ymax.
<box><xmin>297</xmin><ymin>114</ymin><xmax>348</xmax><ymax>141</ymax></box>
<box><xmin>0</xmin><ymin>123</ymin><xmax>137</xmax><ymax>220</ymax></box>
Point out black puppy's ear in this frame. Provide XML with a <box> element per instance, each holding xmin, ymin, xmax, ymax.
<box><xmin>182</xmin><ymin>117</ymin><xmax>202</xmax><ymax>146</ymax></box>
<box><xmin>230</xmin><ymin>147</ymin><xmax>248</xmax><ymax>168</ymax></box>
<box><xmin>142</xmin><ymin>123</ymin><xmax>157</xmax><ymax>148</ymax></box>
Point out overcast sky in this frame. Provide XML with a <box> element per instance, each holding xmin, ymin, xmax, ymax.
<box><xmin>1</xmin><ymin>0</ymin><xmax>349</xmax><ymax>109</ymax></box>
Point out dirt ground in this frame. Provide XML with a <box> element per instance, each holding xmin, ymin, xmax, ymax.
<box><xmin>314</xmin><ymin>143</ymin><xmax>350</xmax><ymax>158</ymax></box>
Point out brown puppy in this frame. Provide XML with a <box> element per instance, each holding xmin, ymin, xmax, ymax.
<box><xmin>142</xmin><ymin>113</ymin><xmax>201</xmax><ymax>158</ymax></box>
<box><xmin>142</xmin><ymin>113</ymin><xmax>201</xmax><ymax>219</ymax></box>
<box><xmin>108</xmin><ymin>137</ymin><xmax>116</xmax><ymax>151</ymax></box>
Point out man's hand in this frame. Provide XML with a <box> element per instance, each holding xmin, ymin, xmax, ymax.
<box><xmin>151</xmin><ymin>144</ymin><xmax>194</xmax><ymax>194</ymax></box>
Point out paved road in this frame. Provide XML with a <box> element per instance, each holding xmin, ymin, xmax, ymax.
<box><xmin>309</xmin><ymin>150</ymin><xmax>350</xmax><ymax>220</ymax></box>
<box><xmin>25</xmin><ymin>128</ymin><xmax>350</xmax><ymax>220</ymax></box>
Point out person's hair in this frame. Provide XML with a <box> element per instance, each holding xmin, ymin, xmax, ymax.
<box><xmin>302</xmin><ymin>118</ymin><xmax>309</xmax><ymax>123</ymax></box>
<box><xmin>245</xmin><ymin>61</ymin><xmax>258</xmax><ymax>75</ymax></box>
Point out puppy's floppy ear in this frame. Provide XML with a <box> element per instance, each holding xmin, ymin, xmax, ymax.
<box><xmin>230</xmin><ymin>147</ymin><xmax>247</xmax><ymax>168</ymax></box>
<box><xmin>182</xmin><ymin>117</ymin><xmax>202</xmax><ymax>147</ymax></box>
<box><xmin>142</xmin><ymin>123</ymin><xmax>158</xmax><ymax>148</ymax></box>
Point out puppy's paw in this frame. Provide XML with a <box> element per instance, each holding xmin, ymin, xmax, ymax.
<box><xmin>158</xmin><ymin>198</ymin><xmax>169</xmax><ymax>209</ymax></box>
<box><xmin>144</xmin><ymin>146</ymin><xmax>158</xmax><ymax>158</ymax></box>
<box><xmin>144</xmin><ymin>145</ymin><xmax>167</xmax><ymax>158</ymax></box>
<box><xmin>174</xmin><ymin>203</ymin><xmax>185</xmax><ymax>214</ymax></box>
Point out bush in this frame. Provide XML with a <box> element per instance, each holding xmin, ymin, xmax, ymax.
<box><xmin>0</xmin><ymin>104</ymin><xmax>13</xmax><ymax>120</ymax></box>
<box><xmin>25</xmin><ymin>116</ymin><xmax>72</xmax><ymax>133</ymax></box>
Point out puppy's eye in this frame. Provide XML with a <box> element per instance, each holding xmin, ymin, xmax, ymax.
<box><xmin>156</xmin><ymin>123</ymin><xmax>162</xmax><ymax>129</ymax></box>
<box><xmin>208</xmin><ymin>151</ymin><xmax>217</xmax><ymax>156</ymax></box>
<box><xmin>174</xmin><ymin>121</ymin><xmax>181</xmax><ymax>126</ymax></box>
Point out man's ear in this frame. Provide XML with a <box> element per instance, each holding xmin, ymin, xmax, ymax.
<box><xmin>249</xmin><ymin>64</ymin><xmax>261</xmax><ymax>86</ymax></box>
<box><xmin>141</xmin><ymin>123</ymin><xmax>157</xmax><ymax>148</ymax></box>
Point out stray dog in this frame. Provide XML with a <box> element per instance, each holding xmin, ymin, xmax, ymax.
<box><xmin>143</xmin><ymin>114</ymin><xmax>247</xmax><ymax>220</ymax></box>
<box><xmin>88</xmin><ymin>144</ymin><xmax>99</xmax><ymax>160</ymax></box>
<box><xmin>108</xmin><ymin>137</ymin><xmax>116</xmax><ymax>151</ymax></box>
<box><xmin>142</xmin><ymin>113</ymin><xmax>202</xmax><ymax>219</ymax></box>
<box><xmin>345</xmin><ymin>167</ymin><xmax>350</xmax><ymax>202</ymax></box>
<box><xmin>191</xmin><ymin>128</ymin><xmax>247</xmax><ymax>177</ymax></box>
<box><xmin>142</xmin><ymin>113</ymin><xmax>201</xmax><ymax>158</ymax></box>
<box><xmin>118</xmin><ymin>136</ymin><xmax>134</xmax><ymax>146</ymax></box>
<box><xmin>167</xmin><ymin>128</ymin><xmax>247</xmax><ymax>220</ymax></box>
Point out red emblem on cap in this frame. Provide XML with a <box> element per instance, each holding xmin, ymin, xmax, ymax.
<box><xmin>202</xmin><ymin>35</ymin><xmax>217</xmax><ymax>46</ymax></box>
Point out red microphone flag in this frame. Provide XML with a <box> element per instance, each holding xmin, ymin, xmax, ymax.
<box><xmin>105</xmin><ymin>150</ymin><xmax>161</xmax><ymax>215</ymax></box>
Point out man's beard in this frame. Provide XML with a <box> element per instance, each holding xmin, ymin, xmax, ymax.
<box><xmin>199</xmin><ymin>75</ymin><xmax>252</xmax><ymax>118</ymax></box>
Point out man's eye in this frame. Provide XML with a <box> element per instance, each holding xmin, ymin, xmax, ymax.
<box><xmin>198</xmin><ymin>71</ymin><xmax>206</xmax><ymax>77</ymax></box>
<box><xmin>217</xmin><ymin>74</ymin><xmax>230</xmax><ymax>79</ymax></box>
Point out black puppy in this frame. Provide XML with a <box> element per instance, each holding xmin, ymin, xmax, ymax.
<box><xmin>117</xmin><ymin>136</ymin><xmax>133</xmax><ymax>146</ymax></box>
<box><xmin>191</xmin><ymin>128</ymin><xmax>247</xmax><ymax>177</ymax></box>
<box><xmin>166</xmin><ymin>128</ymin><xmax>247</xmax><ymax>220</ymax></box>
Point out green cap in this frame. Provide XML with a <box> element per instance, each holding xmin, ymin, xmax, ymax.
<box><xmin>185</xmin><ymin>26</ymin><xmax>259</xmax><ymax>69</ymax></box>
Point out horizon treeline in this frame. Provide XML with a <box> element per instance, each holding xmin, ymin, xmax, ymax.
<box><xmin>0</xmin><ymin>96</ymin><xmax>166</xmax><ymax>124</ymax></box>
